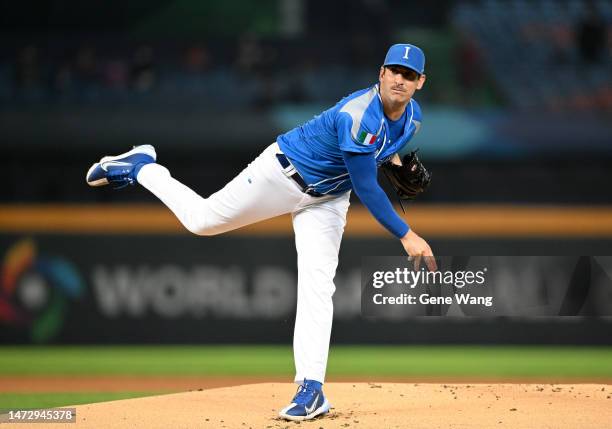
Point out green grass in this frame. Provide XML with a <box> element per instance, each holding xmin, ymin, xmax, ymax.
<box><xmin>0</xmin><ymin>345</ymin><xmax>611</xmax><ymax>378</ymax></box>
<box><xmin>0</xmin><ymin>392</ymin><xmax>156</xmax><ymax>409</ymax></box>
<box><xmin>1</xmin><ymin>345</ymin><xmax>611</xmax><ymax>409</ymax></box>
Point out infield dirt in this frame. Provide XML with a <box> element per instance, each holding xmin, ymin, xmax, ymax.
<box><xmin>6</xmin><ymin>382</ymin><xmax>611</xmax><ymax>429</ymax></box>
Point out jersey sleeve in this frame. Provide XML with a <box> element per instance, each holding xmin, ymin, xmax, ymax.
<box><xmin>342</xmin><ymin>150</ymin><xmax>409</xmax><ymax>238</ymax></box>
<box><xmin>336</xmin><ymin>112</ymin><xmax>379</xmax><ymax>154</ymax></box>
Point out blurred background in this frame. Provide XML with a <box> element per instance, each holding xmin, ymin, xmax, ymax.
<box><xmin>0</xmin><ymin>0</ymin><xmax>611</xmax><ymax>409</ymax></box>
<box><xmin>1</xmin><ymin>0</ymin><xmax>611</xmax><ymax>204</ymax></box>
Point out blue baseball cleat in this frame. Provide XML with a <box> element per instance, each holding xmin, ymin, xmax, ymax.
<box><xmin>86</xmin><ymin>145</ymin><xmax>156</xmax><ymax>188</ymax></box>
<box><xmin>278</xmin><ymin>379</ymin><xmax>330</xmax><ymax>421</ymax></box>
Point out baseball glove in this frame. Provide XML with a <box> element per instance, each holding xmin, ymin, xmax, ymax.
<box><xmin>381</xmin><ymin>150</ymin><xmax>431</xmax><ymax>201</ymax></box>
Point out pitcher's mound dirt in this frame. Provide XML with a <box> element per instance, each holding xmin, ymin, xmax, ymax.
<box><xmin>21</xmin><ymin>383</ymin><xmax>612</xmax><ymax>428</ymax></box>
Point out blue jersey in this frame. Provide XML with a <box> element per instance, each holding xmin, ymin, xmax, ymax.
<box><xmin>277</xmin><ymin>84</ymin><xmax>422</xmax><ymax>195</ymax></box>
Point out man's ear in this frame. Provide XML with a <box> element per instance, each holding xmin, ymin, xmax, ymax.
<box><xmin>416</xmin><ymin>73</ymin><xmax>426</xmax><ymax>90</ymax></box>
<box><xmin>379</xmin><ymin>66</ymin><xmax>386</xmax><ymax>80</ymax></box>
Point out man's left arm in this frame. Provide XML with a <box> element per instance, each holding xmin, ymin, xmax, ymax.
<box><xmin>342</xmin><ymin>150</ymin><xmax>408</xmax><ymax>239</ymax></box>
<box><xmin>342</xmin><ymin>150</ymin><xmax>435</xmax><ymax>268</ymax></box>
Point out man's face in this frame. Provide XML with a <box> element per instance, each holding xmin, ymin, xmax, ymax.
<box><xmin>378</xmin><ymin>65</ymin><xmax>426</xmax><ymax>105</ymax></box>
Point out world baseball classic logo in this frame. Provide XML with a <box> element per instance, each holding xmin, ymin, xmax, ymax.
<box><xmin>0</xmin><ymin>238</ymin><xmax>84</xmax><ymax>342</ymax></box>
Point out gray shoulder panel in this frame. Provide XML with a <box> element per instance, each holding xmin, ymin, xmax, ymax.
<box><xmin>339</xmin><ymin>86</ymin><xmax>379</xmax><ymax>139</ymax></box>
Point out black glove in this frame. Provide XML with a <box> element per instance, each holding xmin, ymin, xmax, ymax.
<box><xmin>381</xmin><ymin>150</ymin><xmax>431</xmax><ymax>201</ymax></box>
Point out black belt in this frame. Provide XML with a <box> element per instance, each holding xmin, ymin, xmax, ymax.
<box><xmin>275</xmin><ymin>153</ymin><xmax>323</xmax><ymax>197</ymax></box>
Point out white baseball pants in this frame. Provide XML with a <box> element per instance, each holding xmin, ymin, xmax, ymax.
<box><xmin>137</xmin><ymin>142</ymin><xmax>351</xmax><ymax>384</ymax></box>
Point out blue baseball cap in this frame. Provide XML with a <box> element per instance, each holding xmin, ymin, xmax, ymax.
<box><xmin>383</xmin><ymin>43</ymin><xmax>425</xmax><ymax>75</ymax></box>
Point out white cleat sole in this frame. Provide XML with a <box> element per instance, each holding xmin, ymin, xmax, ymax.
<box><xmin>99</xmin><ymin>144</ymin><xmax>156</xmax><ymax>166</ymax></box>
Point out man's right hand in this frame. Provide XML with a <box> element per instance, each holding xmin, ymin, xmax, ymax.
<box><xmin>400</xmin><ymin>229</ymin><xmax>437</xmax><ymax>271</ymax></box>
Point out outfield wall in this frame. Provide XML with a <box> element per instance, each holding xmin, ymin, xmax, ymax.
<box><xmin>1</xmin><ymin>205</ymin><xmax>611</xmax><ymax>345</ymax></box>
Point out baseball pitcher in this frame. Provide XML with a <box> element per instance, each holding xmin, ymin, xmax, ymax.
<box><xmin>86</xmin><ymin>43</ymin><xmax>435</xmax><ymax>421</ymax></box>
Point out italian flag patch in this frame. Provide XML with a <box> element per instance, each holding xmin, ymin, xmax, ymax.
<box><xmin>357</xmin><ymin>129</ymin><xmax>377</xmax><ymax>145</ymax></box>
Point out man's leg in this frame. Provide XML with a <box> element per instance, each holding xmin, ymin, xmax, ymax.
<box><xmin>136</xmin><ymin>143</ymin><xmax>306</xmax><ymax>235</ymax></box>
<box><xmin>291</xmin><ymin>191</ymin><xmax>351</xmax><ymax>384</ymax></box>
